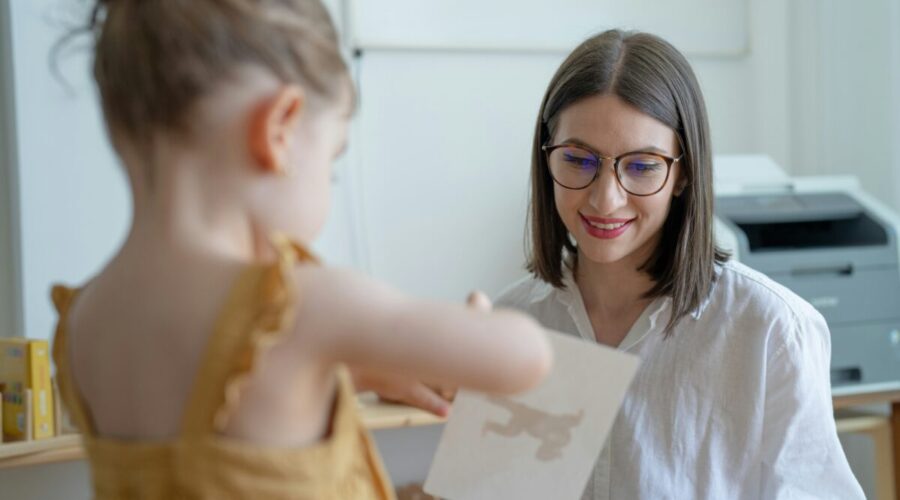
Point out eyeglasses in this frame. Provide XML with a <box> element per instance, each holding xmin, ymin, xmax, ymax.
<box><xmin>542</xmin><ymin>143</ymin><xmax>682</xmax><ymax>196</ymax></box>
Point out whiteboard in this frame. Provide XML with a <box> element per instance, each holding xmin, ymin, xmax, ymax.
<box><xmin>350</xmin><ymin>0</ymin><xmax>748</xmax><ymax>56</ymax></box>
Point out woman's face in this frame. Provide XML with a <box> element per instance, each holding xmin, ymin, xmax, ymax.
<box><xmin>550</xmin><ymin>93</ymin><xmax>683</xmax><ymax>267</ymax></box>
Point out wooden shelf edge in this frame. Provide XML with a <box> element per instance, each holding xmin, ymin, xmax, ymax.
<box><xmin>0</xmin><ymin>399</ymin><xmax>444</xmax><ymax>469</ymax></box>
<box><xmin>357</xmin><ymin>392</ymin><xmax>446</xmax><ymax>430</ymax></box>
<box><xmin>832</xmin><ymin>389</ymin><xmax>900</xmax><ymax>410</ymax></box>
<box><xmin>4</xmin><ymin>393</ymin><xmax>898</xmax><ymax>470</ymax></box>
<box><xmin>0</xmin><ymin>434</ymin><xmax>84</xmax><ymax>469</ymax></box>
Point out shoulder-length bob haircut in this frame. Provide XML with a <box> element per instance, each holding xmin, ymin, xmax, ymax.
<box><xmin>527</xmin><ymin>29</ymin><xmax>728</xmax><ymax>334</ymax></box>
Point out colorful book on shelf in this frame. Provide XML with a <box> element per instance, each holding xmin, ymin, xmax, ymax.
<box><xmin>0</xmin><ymin>339</ymin><xmax>55</xmax><ymax>441</ymax></box>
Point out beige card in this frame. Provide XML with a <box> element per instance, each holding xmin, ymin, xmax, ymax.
<box><xmin>424</xmin><ymin>330</ymin><xmax>640</xmax><ymax>500</ymax></box>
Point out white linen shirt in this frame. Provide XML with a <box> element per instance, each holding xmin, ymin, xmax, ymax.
<box><xmin>496</xmin><ymin>259</ymin><xmax>864</xmax><ymax>500</ymax></box>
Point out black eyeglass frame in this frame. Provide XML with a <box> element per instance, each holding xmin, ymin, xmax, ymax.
<box><xmin>541</xmin><ymin>142</ymin><xmax>684</xmax><ymax>196</ymax></box>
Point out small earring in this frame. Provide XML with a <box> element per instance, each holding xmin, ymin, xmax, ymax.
<box><xmin>277</xmin><ymin>163</ymin><xmax>296</xmax><ymax>177</ymax></box>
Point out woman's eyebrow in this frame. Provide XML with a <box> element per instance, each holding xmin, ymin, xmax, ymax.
<box><xmin>556</xmin><ymin>137</ymin><xmax>603</xmax><ymax>153</ymax></box>
<box><xmin>557</xmin><ymin>137</ymin><xmax>673</xmax><ymax>156</ymax></box>
<box><xmin>631</xmin><ymin>145</ymin><xmax>673</xmax><ymax>155</ymax></box>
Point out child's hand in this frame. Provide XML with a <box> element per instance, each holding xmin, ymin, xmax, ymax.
<box><xmin>466</xmin><ymin>290</ymin><xmax>492</xmax><ymax>312</ymax></box>
<box><xmin>350</xmin><ymin>366</ymin><xmax>452</xmax><ymax>417</ymax></box>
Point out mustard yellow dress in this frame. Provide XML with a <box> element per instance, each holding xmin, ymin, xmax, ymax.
<box><xmin>51</xmin><ymin>238</ymin><xmax>396</xmax><ymax>499</ymax></box>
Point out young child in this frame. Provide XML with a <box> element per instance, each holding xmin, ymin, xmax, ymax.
<box><xmin>496</xmin><ymin>30</ymin><xmax>864</xmax><ymax>499</ymax></box>
<box><xmin>51</xmin><ymin>1</ymin><xmax>551</xmax><ymax>498</ymax></box>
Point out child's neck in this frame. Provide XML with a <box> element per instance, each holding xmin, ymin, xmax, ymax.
<box><xmin>120</xmin><ymin>144</ymin><xmax>274</xmax><ymax>266</ymax></box>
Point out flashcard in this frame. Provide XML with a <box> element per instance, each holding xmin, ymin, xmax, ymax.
<box><xmin>425</xmin><ymin>330</ymin><xmax>640</xmax><ymax>500</ymax></box>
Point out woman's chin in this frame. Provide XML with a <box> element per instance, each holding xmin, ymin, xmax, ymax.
<box><xmin>576</xmin><ymin>245</ymin><xmax>630</xmax><ymax>266</ymax></box>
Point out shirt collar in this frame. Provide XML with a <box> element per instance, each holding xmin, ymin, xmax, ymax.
<box><xmin>555</xmin><ymin>263</ymin><xmax>666</xmax><ymax>350</ymax></box>
<box><xmin>549</xmin><ymin>260</ymin><xmax>723</xmax><ymax>345</ymax></box>
<box><xmin>556</xmin><ymin>264</ymin><xmax>595</xmax><ymax>343</ymax></box>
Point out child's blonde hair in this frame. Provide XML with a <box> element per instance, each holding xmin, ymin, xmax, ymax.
<box><xmin>86</xmin><ymin>0</ymin><xmax>349</xmax><ymax>154</ymax></box>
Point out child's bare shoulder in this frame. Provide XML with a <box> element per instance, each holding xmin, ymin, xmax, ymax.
<box><xmin>284</xmin><ymin>264</ymin><xmax>406</xmax><ymax>353</ymax></box>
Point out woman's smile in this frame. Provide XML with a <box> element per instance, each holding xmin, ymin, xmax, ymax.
<box><xmin>579</xmin><ymin>213</ymin><xmax>635</xmax><ymax>239</ymax></box>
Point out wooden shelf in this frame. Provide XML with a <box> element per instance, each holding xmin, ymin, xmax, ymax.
<box><xmin>0</xmin><ymin>434</ymin><xmax>83</xmax><ymax>469</ymax></box>
<box><xmin>832</xmin><ymin>389</ymin><xmax>900</xmax><ymax>410</ymax></box>
<box><xmin>357</xmin><ymin>392</ymin><xmax>446</xmax><ymax>430</ymax></box>
<box><xmin>0</xmin><ymin>395</ymin><xmax>445</xmax><ymax>469</ymax></box>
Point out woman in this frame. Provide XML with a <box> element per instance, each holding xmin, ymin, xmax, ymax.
<box><xmin>496</xmin><ymin>29</ymin><xmax>863</xmax><ymax>499</ymax></box>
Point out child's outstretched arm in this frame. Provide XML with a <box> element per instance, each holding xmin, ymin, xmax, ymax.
<box><xmin>291</xmin><ymin>266</ymin><xmax>553</xmax><ymax>396</ymax></box>
<box><xmin>349</xmin><ymin>291</ymin><xmax>491</xmax><ymax>416</ymax></box>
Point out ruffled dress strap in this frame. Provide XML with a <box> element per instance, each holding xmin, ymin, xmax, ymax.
<box><xmin>50</xmin><ymin>285</ymin><xmax>97</xmax><ymax>436</ymax></box>
<box><xmin>180</xmin><ymin>234</ymin><xmax>320</xmax><ymax>436</ymax></box>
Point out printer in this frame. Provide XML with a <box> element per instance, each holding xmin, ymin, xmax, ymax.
<box><xmin>713</xmin><ymin>156</ymin><xmax>900</xmax><ymax>396</ymax></box>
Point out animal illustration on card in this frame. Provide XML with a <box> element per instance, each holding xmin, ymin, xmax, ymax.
<box><xmin>482</xmin><ymin>395</ymin><xmax>584</xmax><ymax>461</ymax></box>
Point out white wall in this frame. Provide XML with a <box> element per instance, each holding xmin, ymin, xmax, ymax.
<box><xmin>0</xmin><ymin>0</ymin><xmax>22</xmax><ymax>338</ymax></box>
<box><xmin>7</xmin><ymin>0</ymin><xmax>895</xmax><ymax>364</ymax></box>
<box><xmin>351</xmin><ymin>0</ymin><xmax>792</xmax><ymax>299</ymax></box>
<box><xmin>7</xmin><ymin>0</ymin><xmax>130</xmax><ymax>343</ymax></box>
<box><xmin>2</xmin><ymin>0</ymin><xmax>802</xmax><ymax>340</ymax></box>
<box><xmin>790</xmin><ymin>0</ymin><xmax>900</xmax><ymax>210</ymax></box>
<box><xmin>4</xmin><ymin>0</ymin><xmax>360</xmax><ymax>343</ymax></box>
<box><xmin>349</xmin><ymin>0</ymin><xmax>748</xmax><ymax>55</ymax></box>
<box><xmin>896</xmin><ymin>0</ymin><xmax>900</xmax><ymax>209</ymax></box>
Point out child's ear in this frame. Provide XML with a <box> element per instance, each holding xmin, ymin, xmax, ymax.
<box><xmin>248</xmin><ymin>85</ymin><xmax>305</xmax><ymax>174</ymax></box>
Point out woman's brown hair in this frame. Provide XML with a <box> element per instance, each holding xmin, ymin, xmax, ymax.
<box><xmin>527</xmin><ymin>29</ymin><xmax>729</xmax><ymax>334</ymax></box>
<box><xmin>79</xmin><ymin>0</ymin><xmax>349</xmax><ymax>157</ymax></box>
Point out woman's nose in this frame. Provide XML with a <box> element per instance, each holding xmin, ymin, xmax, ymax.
<box><xmin>588</xmin><ymin>161</ymin><xmax>628</xmax><ymax>213</ymax></box>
